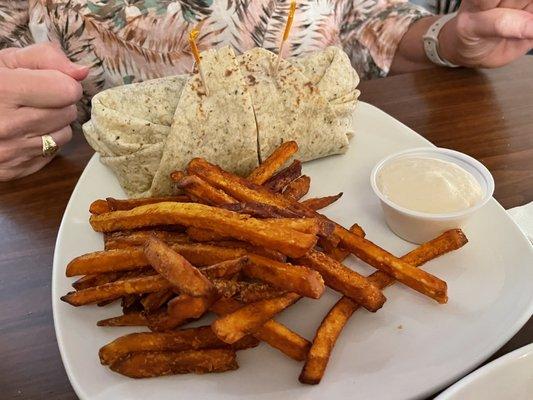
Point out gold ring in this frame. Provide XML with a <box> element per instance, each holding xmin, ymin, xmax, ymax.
<box><xmin>42</xmin><ymin>134</ymin><xmax>59</xmax><ymax>157</ymax></box>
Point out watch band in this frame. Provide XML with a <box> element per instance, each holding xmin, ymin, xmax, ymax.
<box><xmin>423</xmin><ymin>12</ymin><xmax>459</xmax><ymax>68</ymax></box>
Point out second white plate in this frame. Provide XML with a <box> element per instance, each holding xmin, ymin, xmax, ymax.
<box><xmin>52</xmin><ymin>102</ymin><xmax>533</xmax><ymax>400</ymax></box>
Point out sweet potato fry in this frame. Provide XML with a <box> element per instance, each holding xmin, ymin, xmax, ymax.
<box><xmin>61</xmin><ymin>275</ymin><xmax>171</xmax><ymax>307</ymax></box>
<box><xmin>199</xmin><ymin>257</ymin><xmax>248</xmax><ymax>279</ymax></box>
<box><xmin>141</xmin><ymin>289</ymin><xmax>175</xmax><ymax>312</ymax></box>
<box><xmin>210</xmin><ymin>297</ymin><xmax>311</xmax><ymax>361</ymax></box>
<box><xmin>167</xmin><ymin>295</ymin><xmax>212</xmax><ymax>319</ymax></box>
<box><xmin>301</xmin><ymin>193</ymin><xmax>343</xmax><ymax>211</ymax></box>
<box><xmin>144</xmin><ymin>237</ymin><xmax>214</xmax><ymax>297</ymax></box>
<box><xmin>72</xmin><ymin>271</ymin><xmax>124</xmax><ymax>290</ymax></box>
<box><xmin>199</xmin><ymin>238</ymin><xmax>287</xmax><ymax>262</ymax></box>
<box><xmin>188</xmin><ymin>159</ymin><xmax>448</xmax><ymax>303</ymax></box>
<box><xmin>121</xmin><ymin>294</ymin><xmax>141</xmax><ymax>313</ymax></box>
<box><xmin>67</xmin><ymin>243</ymin><xmax>250</xmax><ymax>276</ymax></box>
<box><xmin>334</xmin><ymin>226</ymin><xmax>448</xmax><ymax>303</ymax></box>
<box><xmin>220</xmin><ymin>201</ymin><xmax>300</xmax><ymax>218</ymax></box>
<box><xmin>104</xmin><ymin>230</ymin><xmax>189</xmax><ymax>250</ymax></box>
<box><xmin>174</xmin><ymin>175</ymin><xmax>236</xmax><ymax>205</ymax></box>
<box><xmin>106</xmin><ymin>196</ymin><xmax>190</xmax><ymax>211</ymax></box>
<box><xmin>264</xmin><ymin>160</ymin><xmax>302</xmax><ymax>193</ymax></box>
<box><xmin>91</xmin><ymin>196</ymin><xmax>190</xmax><ymax>215</ymax></box>
<box><xmin>186</xmin><ymin>226</ymin><xmax>232</xmax><ymax>242</ymax></box>
<box><xmin>319</xmin><ymin>223</ymin><xmax>365</xmax><ymax>262</ymax></box>
<box><xmin>248</xmin><ymin>141</ymin><xmax>298</xmax><ymax>184</ymax></box>
<box><xmin>233</xmin><ymin>282</ymin><xmax>286</xmax><ymax>303</ymax></box>
<box><xmin>99</xmin><ymin>325</ymin><xmax>259</xmax><ymax>366</ymax></box>
<box><xmin>297</xmin><ymin>250</ymin><xmax>386</xmax><ymax>312</ymax></box>
<box><xmin>89</xmin><ymin>202</ymin><xmax>317</xmax><ymax>258</ymax></box>
<box><xmin>97</xmin><ymin>312</ymin><xmax>148</xmax><ymax>327</ymax></box>
<box><xmin>245</xmin><ymin>254</ymin><xmax>325</xmax><ymax>299</ymax></box>
<box><xmin>109</xmin><ymin>349</ymin><xmax>238</xmax><ymax>378</ymax></box>
<box><xmin>89</xmin><ymin>199</ymin><xmax>110</xmax><ymax>214</ymax></box>
<box><xmin>299</xmin><ymin>229</ymin><xmax>468</xmax><ymax>384</ymax></box>
<box><xmin>211</xmin><ymin>292</ymin><xmax>301</xmax><ymax>344</ymax></box>
<box><xmin>283</xmin><ymin>175</ymin><xmax>310</xmax><ymax>200</ymax></box>
<box><xmin>145</xmin><ymin>294</ymin><xmax>213</xmax><ymax>331</ymax></box>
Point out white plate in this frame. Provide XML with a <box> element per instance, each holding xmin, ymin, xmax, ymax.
<box><xmin>435</xmin><ymin>343</ymin><xmax>533</xmax><ymax>399</ymax></box>
<box><xmin>52</xmin><ymin>102</ymin><xmax>533</xmax><ymax>400</ymax></box>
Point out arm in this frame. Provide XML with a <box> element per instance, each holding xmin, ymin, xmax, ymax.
<box><xmin>391</xmin><ymin>2</ymin><xmax>533</xmax><ymax>74</ymax></box>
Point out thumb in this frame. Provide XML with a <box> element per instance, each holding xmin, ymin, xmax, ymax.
<box><xmin>463</xmin><ymin>10</ymin><xmax>533</xmax><ymax>40</ymax></box>
<box><xmin>1</xmin><ymin>42</ymin><xmax>89</xmax><ymax>81</ymax></box>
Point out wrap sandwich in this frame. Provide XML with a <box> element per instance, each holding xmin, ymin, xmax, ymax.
<box><xmin>83</xmin><ymin>46</ymin><xmax>360</xmax><ymax>197</ymax></box>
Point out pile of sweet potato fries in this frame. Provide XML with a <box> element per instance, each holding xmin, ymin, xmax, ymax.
<box><xmin>61</xmin><ymin>141</ymin><xmax>468</xmax><ymax>382</ymax></box>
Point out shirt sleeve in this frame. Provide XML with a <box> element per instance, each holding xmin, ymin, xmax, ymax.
<box><xmin>0</xmin><ymin>0</ymin><xmax>33</xmax><ymax>49</ymax></box>
<box><xmin>339</xmin><ymin>1</ymin><xmax>431</xmax><ymax>80</ymax></box>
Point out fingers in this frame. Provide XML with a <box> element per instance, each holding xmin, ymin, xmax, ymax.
<box><xmin>0</xmin><ymin>105</ymin><xmax>78</xmax><ymax>139</ymax></box>
<box><xmin>0</xmin><ymin>42</ymin><xmax>89</xmax><ymax>81</ymax></box>
<box><xmin>0</xmin><ymin>155</ymin><xmax>54</xmax><ymax>181</ymax></box>
<box><xmin>25</xmin><ymin>125</ymin><xmax>73</xmax><ymax>158</ymax></box>
<box><xmin>461</xmin><ymin>9</ymin><xmax>533</xmax><ymax>39</ymax></box>
<box><xmin>0</xmin><ymin>67</ymin><xmax>84</xmax><ymax>108</ymax></box>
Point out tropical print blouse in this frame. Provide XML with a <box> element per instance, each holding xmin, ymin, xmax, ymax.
<box><xmin>0</xmin><ymin>1</ymin><xmax>429</xmax><ymax>120</ymax></box>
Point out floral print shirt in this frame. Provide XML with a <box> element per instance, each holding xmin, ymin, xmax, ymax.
<box><xmin>0</xmin><ymin>1</ymin><xmax>429</xmax><ymax>120</ymax></box>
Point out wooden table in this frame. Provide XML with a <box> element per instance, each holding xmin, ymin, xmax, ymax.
<box><xmin>1</xmin><ymin>56</ymin><xmax>532</xmax><ymax>399</ymax></box>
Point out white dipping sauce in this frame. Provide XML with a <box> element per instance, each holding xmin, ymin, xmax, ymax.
<box><xmin>377</xmin><ymin>157</ymin><xmax>483</xmax><ymax>214</ymax></box>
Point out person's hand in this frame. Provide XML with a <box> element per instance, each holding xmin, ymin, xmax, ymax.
<box><xmin>0</xmin><ymin>42</ymin><xmax>89</xmax><ymax>181</ymax></box>
<box><xmin>441</xmin><ymin>0</ymin><xmax>533</xmax><ymax>68</ymax></box>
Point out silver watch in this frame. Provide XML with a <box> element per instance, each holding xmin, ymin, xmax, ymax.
<box><xmin>423</xmin><ymin>12</ymin><xmax>459</xmax><ymax>68</ymax></box>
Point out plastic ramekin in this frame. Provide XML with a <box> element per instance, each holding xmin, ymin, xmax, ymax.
<box><xmin>370</xmin><ymin>147</ymin><xmax>495</xmax><ymax>244</ymax></box>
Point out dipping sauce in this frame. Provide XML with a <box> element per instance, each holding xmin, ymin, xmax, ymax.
<box><xmin>376</xmin><ymin>157</ymin><xmax>483</xmax><ymax>214</ymax></box>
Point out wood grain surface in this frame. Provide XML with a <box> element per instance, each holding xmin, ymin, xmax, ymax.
<box><xmin>0</xmin><ymin>57</ymin><xmax>531</xmax><ymax>399</ymax></box>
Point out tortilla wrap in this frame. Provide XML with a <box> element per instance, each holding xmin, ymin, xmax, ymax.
<box><xmin>84</xmin><ymin>46</ymin><xmax>360</xmax><ymax>197</ymax></box>
<box><xmin>151</xmin><ymin>47</ymin><xmax>259</xmax><ymax>196</ymax></box>
<box><xmin>237</xmin><ymin>47</ymin><xmax>349</xmax><ymax>162</ymax></box>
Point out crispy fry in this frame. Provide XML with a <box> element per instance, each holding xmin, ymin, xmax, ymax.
<box><xmin>91</xmin><ymin>196</ymin><xmax>190</xmax><ymax>215</ymax></box>
<box><xmin>220</xmin><ymin>201</ymin><xmax>300</xmax><ymax>218</ymax></box>
<box><xmin>109</xmin><ymin>349</ymin><xmax>238</xmax><ymax>378</ymax></box>
<box><xmin>90</xmin><ymin>202</ymin><xmax>317</xmax><ymax>258</ymax></box>
<box><xmin>297</xmin><ymin>250</ymin><xmax>386</xmax><ymax>312</ymax></box>
<box><xmin>245</xmin><ymin>254</ymin><xmax>325</xmax><ymax>299</ymax></box>
<box><xmin>299</xmin><ymin>229</ymin><xmax>468</xmax><ymax>384</ymax></box>
<box><xmin>283</xmin><ymin>175</ymin><xmax>310</xmax><ymax>200</ymax></box>
<box><xmin>264</xmin><ymin>160</ymin><xmax>302</xmax><ymax>192</ymax></box>
<box><xmin>210</xmin><ymin>297</ymin><xmax>310</xmax><ymax>361</ymax></box>
<box><xmin>104</xmin><ymin>230</ymin><xmax>189</xmax><ymax>250</ymax></box>
<box><xmin>145</xmin><ymin>294</ymin><xmax>213</xmax><ymax>331</ymax></box>
<box><xmin>72</xmin><ymin>271</ymin><xmax>124</xmax><ymax>290</ymax></box>
<box><xmin>61</xmin><ymin>275</ymin><xmax>171</xmax><ymax>307</ymax></box>
<box><xmin>174</xmin><ymin>175</ymin><xmax>236</xmax><ymax>205</ymax></box>
<box><xmin>106</xmin><ymin>196</ymin><xmax>190</xmax><ymax>211</ymax></box>
<box><xmin>301</xmin><ymin>193</ymin><xmax>343</xmax><ymax>211</ymax></box>
<box><xmin>121</xmin><ymin>294</ymin><xmax>141</xmax><ymax>313</ymax></box>
<box><xmin>167</xmin><ymin>294</ymin><xmax>212</xmax><ymax>319</ymax></box>
<box><xmin>199</xmin><ymin>257</ymin><xmax>248</xmax><ymax>279</ymax></box>
<box><xmin>144</xmin><ymin>237</ymin><xmax>214</xmax><ymax>297</ymax></box>
<box><xmin>334</xmin><ymin>226</ymin><xmax>448</xmax><ymax>303</ymax></box>
<box><xmin>233</xmin><ymin>282</ymin><xmax>286</xmax><ymax>303</ymax></box>
<box><xmin>99</xmin><ymin>325</ymin><xmax>259</xmax><ymax>366</ymax></box>
<box><xmin>67</xmin><ymin>243</ymin><xmax>250</xmax><ymax>276</ymax></box>
<box><xmin>188</xmin><ymin>159</ymin><xmax>447</xmax><ymax>303</ymax></box>
<box><xmin>89</xmin><ymin>199</ymin><xmax>110</xmax><ymax>214</ymax></box>
<box><xmin>186</xmin><ymin>227</ymin><xmax>232</xmax><ymax>242</ymax></box>
<box><xmin>320</xmin><ymin>223</ymin><xmax>365</xmax><ymax>262</ymax></box>
<box><xmin>97</xmin><ymin>313</ymin><xmax>148</xmax><ymax>327</ymax></box>
<box><xmin>211</xmin><ymin>292</ymin><xmax>301</xmax><ymax>344</ymax></box>
<box><xmin>141</xmin><ymin>289</ymin><xmax>175</xmax><ymax>312</ymax></box>
<box><xmin>248</xmin><ymin>141</ymin><xmax>298</xmax><ymax>184</ymax></box>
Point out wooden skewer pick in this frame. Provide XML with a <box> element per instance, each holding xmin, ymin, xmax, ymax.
<box><xmin>273</xmin><ymin>0</ymin><xmax>297</xmax><ymax>76</ymax></box>
<box><xmin>188</xmin><ymin>21</ymin><xmax>209</xmax><ymax>95</ymax></box>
